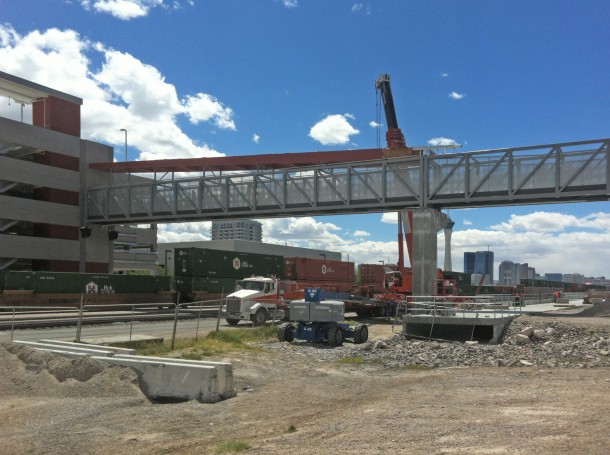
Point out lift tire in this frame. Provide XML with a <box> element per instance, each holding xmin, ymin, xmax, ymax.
<box><xmin>251</xmin><ymin>308</ymin><xmax>268</xmax><ymax>327</ymax></box>
<box><xmin>353</xmin><ymin>324</ymin><xmax>369</xmax><ymax>344</ymax></box>
<box><xmin>226</xmin><ymin>318</ymin><xmax>240</xmax><ymax>326</ymax></box>
<box><xmin>278</xmin><ymin>322</ymin><xmax>295</xmax><ymax>342</ymax></box>
<box><xmin>327</xmin><ymin>325</ymin><xmax>343</xmax><ymax>347</ymax></box>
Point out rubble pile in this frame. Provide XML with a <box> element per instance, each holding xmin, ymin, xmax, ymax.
<box><xmin>265</xmin><ymin>320</ymin><xmax>610</xmax><ymax>369</ymax></box>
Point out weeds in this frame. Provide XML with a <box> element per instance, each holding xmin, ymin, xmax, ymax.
<box><xmin>215</xmin><ymin>439</ymin><xmax>250</xmax><ymax>453</ymax></box>
<box><xmin>337</xmin><ymin>356</ymin><xmax>364</xmax><ymax>365</ymax></box>
<box><xmin>133</xmin><ymin>325</ymin><xmax>278</xmax><ymax>357</ymax></box>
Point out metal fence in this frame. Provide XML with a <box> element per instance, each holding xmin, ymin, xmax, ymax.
<box><xmin>0</xmin><ymin>299</ymin><xmax>249</xmax><ymax>346</ymax></box>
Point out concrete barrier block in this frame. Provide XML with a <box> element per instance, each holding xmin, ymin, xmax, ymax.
<box><xmin>94</xmin><ymin>356</ymin><xmax>225</xmax><ymax>403</ymax></box>
<box><xmin>114</xmin><ymin>354</ymin><xmax>235</xmax><ymax>400</ymax></box>
<box><xmin>12</xmin><ymin>340</ymin><xmax>116</xmax><ymax>357</ymax></box>
<box><xmin>11</xmin><ymin>340</ymin><xmax>235</xmax><ymax>403</ymax></box>
<box><xmin>40</xmin><ymin>339</ymin><xmax>136</xmax><ymax>355</ymax></box>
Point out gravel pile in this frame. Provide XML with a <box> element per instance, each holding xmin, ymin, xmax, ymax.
<box><xmin>263</xmin><ymin>319</ymin><xmax>610</xmax><ymax>369</ymax></box>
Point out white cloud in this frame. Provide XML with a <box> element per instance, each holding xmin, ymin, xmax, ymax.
<box><xmin>252</xmin><ymin>133</ymin><xmax>260</xmax><ymax>144</ymax></box>
<box><xmin>183</xmin><ymin>93</ymin><xmax>236</xmax><ymax>130</ymax></box>
<box><xmin>449</xmin><ymin>91</ymin><xmax>465</xmax><ymax>100</ymax></box>
<box><xmin>352</xmin><ymin>3</ymin><xmax>363</xmax><ymax>12</ymax></box>
<box><xmin>353</xmin><ymin>230</ymin><xmax>370</xmax><ymax>237</ymax></box>
<box><xmin>428</xmin><ymin>137</ymin><xmax>458</xmax><ymax>146</ymax></box>
<box><xmin>490</xmin><ymin>211</ymin><xmax>610</xmax><ymax>233</ymax></box>
<box><xmin>0</xmin><ymin>25</ymin><xmax>232</xmax><ymax>161</ymax></box>
<box><xmin>381</xmin><ymin>212</ymin><xmax>397</xmax><ymax>224</ymax></box>
<box><xmin>282</xmin><ymin>0</ymin><xmax>298</xmax><ymax>8</ymax></box>
<box><xmin>441</xmin><ymin>72</ymin><xmax>449</xmax><ymax>78</ymax></box>
<box><xmin>80</xmin><ymin>0</ymin><xmax>168</xmax><ymax>20</ymax></box>
<box><xmin>463</xmin><ymin>220</ymin><xmax>473</xmax><ymax>226</ymax></box>
<box><xmin>157</xmin><ymin>221</ymin><xmax>211</xmax><ymax>243</ymax></box>
<box><xmin>309</xmin><ymin>114</ymin><xmax>360</xmax><ymax>145</ymax></box>
<box><xmin>369</xmin><ymin>120</ymin><xmax>381</xmax><ymax>128</ymax></box>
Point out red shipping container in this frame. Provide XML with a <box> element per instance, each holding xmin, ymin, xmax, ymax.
<box><xmin>284</xmin><ymin>257</ymin><xmax>354</xmax><ymax>283</ymax></box>
<box><xmin>359</xmin><ymin>263</ymin><xmax>398</xmax><ymax>286</ymax></box>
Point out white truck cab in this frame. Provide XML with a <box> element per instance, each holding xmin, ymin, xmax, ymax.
<box><xmin>224</xmin><ymin>276</ymin><xmax>296</xmax><ymax>326</ymax></box>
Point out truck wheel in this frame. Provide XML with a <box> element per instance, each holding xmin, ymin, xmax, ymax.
<box><xmin>327</xmin><ymin>325</ymin><xmax>343</xmax><ymax>347</ymax></box>
<box><xmin>251</xmin><ymin>308</ymin><xmax>268</xmax><ymax>327</ymax></box>
<box><xmin>353</xmin><ymin>324</ymin><xmax>369</xmax><ymax>344</ymax></box>
<box><xmin>278</xmin><ymin>323</ymin><xmax>295</xmax><ymax>342</ymax></box>
<box><xmin>226</xmin><ymin>318</ymin><xmax>240</xmax><ymax>326</ymax></box>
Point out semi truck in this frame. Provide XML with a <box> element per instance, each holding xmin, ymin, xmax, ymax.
<box><xmin>223</xmin><ymin>276</ymin><xmax>301</xmax><ymax>326</ymax></box>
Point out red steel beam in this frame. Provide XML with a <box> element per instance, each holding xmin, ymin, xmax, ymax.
<box><xmin>90</xmin><ymin>148</ymin><xmax>391</xmax><ymax>173</ymax></box>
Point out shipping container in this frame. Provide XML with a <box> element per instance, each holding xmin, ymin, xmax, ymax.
<box><xmin>284</xmin><ymin>257</ymin><xmax>354</xmax><ymax>282</ymax></box>
<box><xmin>0</xmin><ymin>271</ymin><xmax>171</xmax><ymax>294</ymax></box>
<box><xmin>0</xmin><ymin>271</ymin><xmax>34</xmax><ymax>291</ymax></box>
<box><xmin>174</xmin><ymin>247</ymin><xmax>284</xmax><ymax>279</ymax></box>
<box><xmin>358</xmin><ymin>263</ymin><xmax>398</xmax><ymax>286</ymax></box>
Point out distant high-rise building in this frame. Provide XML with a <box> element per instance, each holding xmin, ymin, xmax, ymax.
<box><xmin>544</xmin><ymin>273</ymin><xmax>563</xmax><ymax>282</ymax></box>
<box><xmin>464</xmin><ymin>251</ymin><xmax>494</xmax><ymax>285</ymax></box>
<box><xmin>211</xmin><ymin>220</ymin><xmax>262</xmax><ymax>242</ymax></box>
<box><xmin>499</xmin><ymin>260</ymin><xmax>519</xmax><ymax>285</ymax></box>
<box><xmin>464</xmin><ymin>252</ymin><xmax>476</xmax><ymax>274</ymax></box>
<box><xmin>562</xmin><ymin>273</ymin><xmax>585</xmax><ymax>284</ymax></box>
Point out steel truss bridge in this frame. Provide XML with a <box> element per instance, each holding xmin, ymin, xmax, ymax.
<box><xmin>86</xmin><ymin>138</ymin><xmax>610</xmax><ymax>224</ymax></box>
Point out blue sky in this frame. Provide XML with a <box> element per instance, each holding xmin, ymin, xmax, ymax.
<box><xmin>1</xmin><ymin>0</ymin><xmax>609</xmax><ymax>278</ymax></box>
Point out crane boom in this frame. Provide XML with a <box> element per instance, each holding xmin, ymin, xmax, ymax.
<box><xmin>375</xmin><ymin>73</ymin><xmax>407</xmax><ymax>149</ymax></box>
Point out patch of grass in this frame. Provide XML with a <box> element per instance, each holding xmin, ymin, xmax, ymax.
<box><xmin>285</xmin><ymin>425</ymin><xmax>297</xmax><ymax>433</ymax></box>
<box><xmin>134</xmin><ymin>325</ymin><xmax>279</xmax><ymax>357</ymax></box>
<box><xmin>337</xmin><ymin>356</ymin><xmax>364</xmax><ymax>365</ymax></box>
<box><xmin>215</xmin><ymin>439</ymin><xmax>250</xmax><ymax>453</ymax></box>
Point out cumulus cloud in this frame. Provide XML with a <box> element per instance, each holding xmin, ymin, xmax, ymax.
<box><xmin>428</xmin><ymin>137</ymin><xmax>458</xmax><ymax>146</ymax></box>
<box><xmin>252</xmin><ymin>133</ymin><xmax>260</xmax><ymax>144</ymax></box>
<box><xmin>441</xmin><ymin>72</ymin><xmax>449</xmax><ymax>78</ymax></box>
<box><xmin>449</xmin><ymin>91</ymin><xmax>465</xmax><ymax>100</ymax></box>
<box><xmin>369</xmin><ymin>120</ymin><xmax>381</xmax><ymax>128</ymax></box>
<box><xmin>79</xmin><ymin>0</ymin><xmax>190</xmax><ymax>20</ymax></box>
<box><xmin>183</xmin><ymin>93</ymin><xmax>236</xmax><ymax>130</ymax></box>
<box><xmin>490</xmin><ymin>211</ymin><xmax>610</xmax><ymax>233</ymax></box>
<box><xmin>352</xmin><ymin>3</ymin><xmax>363</xmax><ymax>12</ymax></box>
<box><xmin>309</xmin><ymin>114</ymin><xmax>360</xmax><ymax>145</ymax></box>
<box><xmin>353</xmin><ymin>230</ymin><xmax>370</xmax><ymax>237</ymax></box>
<box><xmin>0</xmin><ymin>25</ymin><xmax>234</xmax><ymax>161</ymax></box>
<box><xmin>381</xmin><ymin>212</ymin><xmax>398</xmax><ymax>224</ymax></box>
<box><xmin>282</xmin><ymin>0</ymin><xmax>298</xmax><ymax>8</ymax></box>
<box><xmin>157</xmin><ymin>221</ymin><xmax>212</xmax><ymax>243</ymax></box>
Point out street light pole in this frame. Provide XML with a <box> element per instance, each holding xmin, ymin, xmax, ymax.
<box><xmin>120</xmin><ymin>128</ymin><xmax>128</xmax><ymax>161</ymax></box>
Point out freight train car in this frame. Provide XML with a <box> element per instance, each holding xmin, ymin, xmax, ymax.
<box><xmin>0</xmin><ymin>271</ymin><xmax>173</xmax><ymax>307</ymax></box>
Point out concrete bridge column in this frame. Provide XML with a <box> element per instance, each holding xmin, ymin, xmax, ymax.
<box><xmin>411</xmin><ymin>208</ymin><xmax>448</xmax><ymax>296</ymax></box>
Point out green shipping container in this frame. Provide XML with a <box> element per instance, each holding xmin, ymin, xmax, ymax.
<box><xmin>174</xmin><ymin>248</ymin><xmax>284</xmax><ymax>279</ymax></box>
<box><xmin>0</xmin><ymin>271</ymin><xmax>171</xmax><ymax>294</ymax></box>
<box><xmin>0</xmin><ymin>271</ymin><xmax>35</xmax><ymax>291</ymax></box>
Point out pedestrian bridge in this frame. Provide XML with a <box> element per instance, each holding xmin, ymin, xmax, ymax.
<box><xmin>86</xmin><ymin>138</ymin><xmax>609</xmax><ymax>224</ymax></box>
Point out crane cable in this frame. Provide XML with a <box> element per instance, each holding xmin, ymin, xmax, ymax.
<box><xmin>375</xmin><ymin>84</ymin><xmax>382</xmax><ymax>149</ymax></box>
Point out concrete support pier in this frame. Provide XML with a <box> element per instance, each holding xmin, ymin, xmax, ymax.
<box><xmin>411</xmin><ymin>208</ymin><xmax>448</xmax><ymax>296</ymax></box>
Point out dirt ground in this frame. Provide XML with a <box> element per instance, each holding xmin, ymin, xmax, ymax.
<box><xmin>1</xmin><ymin>316</ymin><xmax>609</xmax><ymax>455</ymax></box>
